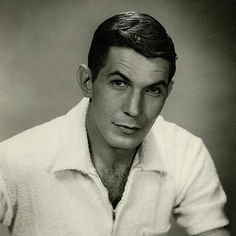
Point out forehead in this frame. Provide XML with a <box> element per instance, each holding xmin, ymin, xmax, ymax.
<box><xmin>99</xmin><ymin>47</ymin><xmax>170</xmax><ymax>84</ymax></box>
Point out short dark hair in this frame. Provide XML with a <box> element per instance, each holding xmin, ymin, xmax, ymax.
<box><xmin>88</xmin><ymin>11</ymin><xmax>177</xmax><ymax>82</ymax></box>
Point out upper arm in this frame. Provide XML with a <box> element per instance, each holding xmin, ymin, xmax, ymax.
<box><xmin>173</xmin><ymin>138</ymin><xmax>229</xmax><ymax>235</ymax></box>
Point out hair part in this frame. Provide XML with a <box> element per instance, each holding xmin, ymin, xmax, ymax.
<box><xmin>88</xmin><ymin>11</ymin><xmax>177</xmax><ymax>82</ymax></box>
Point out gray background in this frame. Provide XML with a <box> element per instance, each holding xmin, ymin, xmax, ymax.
<box><xmin>0</xmin><ymin>0</ymin><xmax>235</xmax><ymax>235</ymax></box>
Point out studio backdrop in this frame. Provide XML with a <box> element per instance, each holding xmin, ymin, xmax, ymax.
<box><xmin>0</xmin><ymin>0</ymin><xmax>235</xmax><ymax>235</ymax></box>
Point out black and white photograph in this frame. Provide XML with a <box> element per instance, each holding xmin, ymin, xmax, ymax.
<box><xmin>0</xmin><ymin>1</ymin><xmax>235</xmax><ymax>235</ymax></box>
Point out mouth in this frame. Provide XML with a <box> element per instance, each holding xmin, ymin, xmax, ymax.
<box><xmin>113</xmin><ymin>123</ymin><xmax>141</xmax><ymax>134</ymax></box>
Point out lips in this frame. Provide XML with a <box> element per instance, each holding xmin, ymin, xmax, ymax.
<box><xmin>113</xmin><ymin>122</ymin><xmax>141</xmax><ymax>134</ymax></box>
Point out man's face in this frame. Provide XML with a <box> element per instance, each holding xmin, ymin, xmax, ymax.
<box><xmin>87</xmin><ymin>47</ymin><xmax>171</xmax><ymax>150</ymax></box>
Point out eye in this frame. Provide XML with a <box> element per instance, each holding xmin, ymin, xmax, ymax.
<box><xmin>145</xmin><ymin>86</ymin><xmax>163</xmax><ymax>96</ymax></box>
<box><xmin>111</xmin><ymin>79</ymin><xmax>128</xmax><ymax>88</ymax></box>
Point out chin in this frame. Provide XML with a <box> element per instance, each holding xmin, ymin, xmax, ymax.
<box><xmin>107</xmin><ymin>136</ymin><xmax>142</xmax><ymax>150</ymax></box>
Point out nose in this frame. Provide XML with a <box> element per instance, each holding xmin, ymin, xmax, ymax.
<box><xmin>123</xmin><ymin>90</ymin><xmax>142</xmax><ymax>117</ymax></box>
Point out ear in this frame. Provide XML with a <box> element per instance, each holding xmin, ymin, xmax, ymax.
<box><xmin>166</xmin><ymin>81</ymin><xmax>174</xmax><ymax>98</ymax></box>
<box><xmin>76</xmin><ymin>64</ymin><xmax>93</xmax><ymax>98</ymax></box>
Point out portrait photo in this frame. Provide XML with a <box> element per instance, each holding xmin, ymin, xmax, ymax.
<box><xmin>0</xmin><ymin>0</ymin><xmax>235</xmax><ymax>235</ymax></box>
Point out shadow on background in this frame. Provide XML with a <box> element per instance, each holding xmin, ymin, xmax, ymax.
<box><xmin>0</xmin><ymin>0</ymin><xmax>235</xmax><ymax>235</ymax></box>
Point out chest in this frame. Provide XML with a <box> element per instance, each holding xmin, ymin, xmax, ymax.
<box><xmin>16</xmin><ymin>170</ymin><xmax>175</xmax><ymax>235</ymax></box>
<box><xmin>98</xmin><ymin>163</ymin><xmax>131</xmax><ymax>208</ymax></box>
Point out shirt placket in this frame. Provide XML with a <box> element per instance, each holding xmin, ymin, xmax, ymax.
<box><xmin>111</xmin><ymin>166</ymin><xmax>141</xmax><ymax>236</ymax></box>
<box><xmin>87</xmin><ymin>169</ymin><xmax>114</xmax><ymax>234</ymax></box>
<box><xmin>86</xmin><ymin>164</ymin><xmax>139</xmax><ymax>236</ymax></box>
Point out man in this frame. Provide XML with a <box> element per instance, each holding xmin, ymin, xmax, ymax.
<box><xmin>0</xmin><ymin>11</ymin><xmax>230</xmax><ymax>235</ymax></box>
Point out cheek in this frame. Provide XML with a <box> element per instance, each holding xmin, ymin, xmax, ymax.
<box><xmin>92</xmin><ymin>93</ymin><xmax>117</xmax><ymax>124</ymax></box>
<box><xmin>93</xmin><ymin>84</ymin><xmax>122</xmax><ymax>114</ymax></box>
<box><xmin>143</xmin><ymin>99</ymin><xmax>165</xmax><ymax>125</ymax></box>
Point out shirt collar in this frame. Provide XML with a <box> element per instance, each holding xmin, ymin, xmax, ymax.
<box><xmin>50</xmin><ymin>98</ymin><xmax>96</xmax><ymax>175</ymax></box>
<box><xmin>131</xmin><ymin>127</ymin><xmax>167</xmax><ymax>174</ymax></box>
<box><xmin>50</xmin><ymin>98</ymin><xmax>167</xmax><ymax>175</ymax></box>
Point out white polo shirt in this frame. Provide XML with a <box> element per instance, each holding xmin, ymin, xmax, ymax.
<box><xmin>0</xmin><ymin>98</ymin><xmax>229</xmax><ymax>235</ymax></box>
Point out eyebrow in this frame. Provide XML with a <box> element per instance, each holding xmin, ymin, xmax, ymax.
<box><xmin>108</xmin><ymin>71</ymin><xmax>131</xmax><ymax>83</ymax></box>
<box><xmin>107</xmin><ymin>70</ymin><xmax>169</xmax><ymax>88</ymax></box>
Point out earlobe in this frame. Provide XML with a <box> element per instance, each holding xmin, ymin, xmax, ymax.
<box><xmin>76</xmin><ymin>64</ymin><xmax>93</xmax><ymax>98</ymax></box>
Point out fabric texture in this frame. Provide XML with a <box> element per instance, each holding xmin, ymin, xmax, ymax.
<box><xmin>0</xmin><ymin>98</ymin><xmax>229</xmax><ymax>235</ymax></box>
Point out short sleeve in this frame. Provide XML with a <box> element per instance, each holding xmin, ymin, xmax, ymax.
<box><xmin>173</xmin><ymin>139</ymin><xmax>229</xmax><ymax>235</ymax></box>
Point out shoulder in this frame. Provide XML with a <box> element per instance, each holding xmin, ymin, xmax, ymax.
<box><xmin>152</xmin><ymin>115</ymin><xmax>203</xmax><ymax>154</ymax></box>
<box><xmin>0</xmin><ymin>113</ymin><xmax>66</xmax><ymax>150</ymax></box>
<box><xmin>151</xmin><ymin>117</ymin><xmax>229</xmax><ymax>234</ymax></box>
<box><xmin>0</xmin><ymin>113</ymin><xmax>67</xmax><ymax>174</ymax></box>
<box><xmin>0</xmin><ymin>99</ymin><xmax>88</xmax><ymax>175</ymax></box>
<box><xmin>0</xmin><ymin>99</ymin><xmax>88</xmax><ymax>176</ymax></box>
<box><xmin>152</xmin><ymin>116</ymin><xmax>212</xmax><ymax>182</ymax></box>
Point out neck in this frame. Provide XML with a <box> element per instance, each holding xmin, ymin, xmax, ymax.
<box><xmin>86</xmin><ymin>107</ymin><xmax>137</xmax><ymax>169</ymax></box>
<box><xmin>88</xmin><ymin>136</ymin><xmax>136</xmax><ymax>170</ymax></box>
